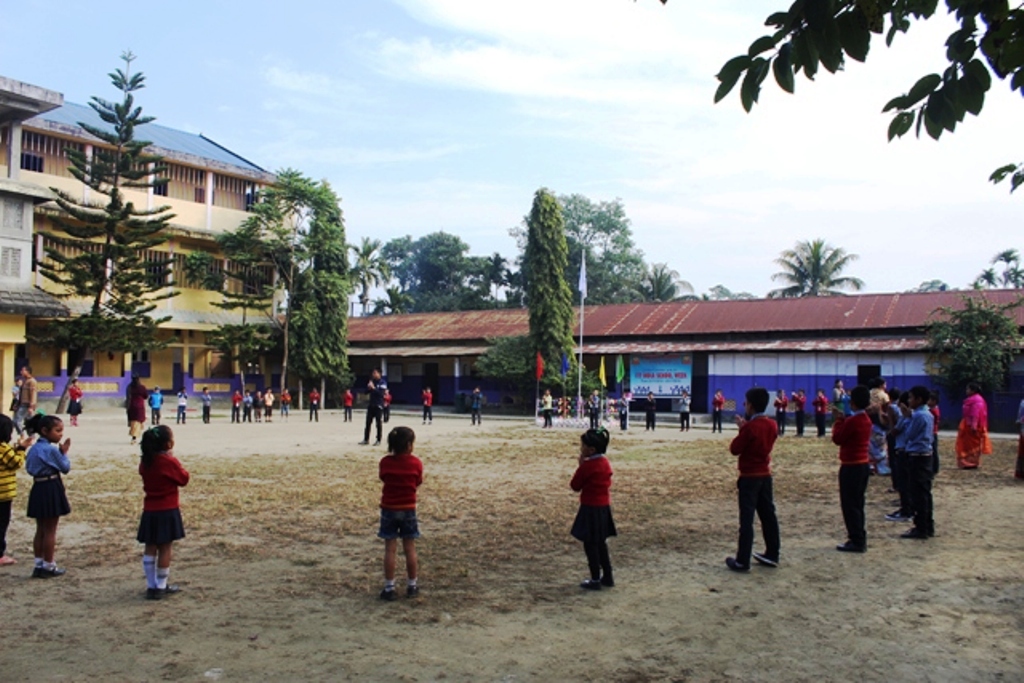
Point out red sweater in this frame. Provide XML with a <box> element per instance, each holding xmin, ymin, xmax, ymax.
<box><xmin>929</xmin><ymin>406</ymin><xmax>940</xmax><ymax>434</ymax></box>
<box><xmin>774</xmin><ymin>397</ymin><xmax>788</xmax><ymax>412</ymax></box>
<box><xmin>793</xmin><ymin>394</ymin><xmax>806</xmax><ymax>412</ymax></box>
<box><xmin>140</xmin><ymin>452</ymin><xmax>190</xmax><ymax>511</ymax></box>
<box><xmin>712</xmin><ymin>395</ymin><xmax>725</xmax><ymax>411</ymax></box>
<box><xmin>832</xmin><ymin>411</ymin><xmax>872</xmax><ymax>465</ymax></box>
<box><xmin>379</xmin><ymin>453</ymin><xmax>423</xmax><ymax>510</ymax></box>
<box><xmin>570</xmin><ymin>455</ymin><xmax>613</xmax><ymax>506</ymax></box>
<box><xmin>343</xmin><ymin>391</ymin><xmax>353</xmax><ymax>407</ymax></box>
<box><xmin>422</xmin><ymin>391</ymin><xmax>433</xmax><ymax>407</ymax></box>
<box><xmin>813</xmin><ymin>395</ymin><xmax>829</xmax><ymax>414</ymax></box>
<box><xmin>729</xmin><ymin>416</ymin><xmax>777</xmax><ymax>477</ymax></box>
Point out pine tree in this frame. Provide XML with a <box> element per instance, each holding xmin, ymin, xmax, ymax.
<box><xmin>523</xmin><ymin>188</ymin><xmax>574</xmax><ymax>368</ymax></box>
<box><xmin>32</xmin><ymin>53</ymin><xmax>175</xmax><ymax>410</ymax></box>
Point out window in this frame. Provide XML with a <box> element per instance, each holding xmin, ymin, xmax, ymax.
<box><xmin>153</xmin><ymin>180</ymin><xmax>168</xmax><ymax>197</ymax></box>
<box><xmin>20</xmin><ymin>152</ymin><xmax>43</xmax><ymax>173</ymax></box>
<box><xmin>194</xmin><ymin>187</ymin><xmax>206</xmax><ymax>204</ymax></box>
<box><xmin>0</xmin><ymin>247</ymin><xmax>22</xmax><ymax>277</ymax></box>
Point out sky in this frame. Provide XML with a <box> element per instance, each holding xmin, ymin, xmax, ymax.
<box><xmin>1</xmin><ymin>0</ymin><xmax>1019</xmax><ymax>298</ymax></box>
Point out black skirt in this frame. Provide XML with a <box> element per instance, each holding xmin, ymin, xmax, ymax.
<box><xmin>27</xmin><ymin>478</ymin><xmax>71</xmax><ymax>519</ymax></box>
<box><xmin>571</xmin><ymin>504</ymin><xmax>617</xmax><ymax>544</ymax></box>
<box><xmin>68</xmin><ymin>400</ymin><xmax>83</xmax><ymax>416</ymax></box>
<box><xmin>137</xmin><ymin>508</ymin><xmax>185</xmax><ymax>545</ymax></box>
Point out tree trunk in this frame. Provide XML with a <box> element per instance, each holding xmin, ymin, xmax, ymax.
<box><xmin>297</xmin><ymin>377</ymin><xmax>304</xmax><ymax>411</ymax></box>
<box><xmin>320</xmin><ymin>377</ymin><xmax>326</xmax><ymax>410</ymax></box>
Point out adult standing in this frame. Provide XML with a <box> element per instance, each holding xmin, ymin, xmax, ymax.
<box><xmin>470</xmin><ymin>387</ymin><xmax>483</xmax><ymax>426</ymax></box>
<box><xmin>14</xmin><ymin>366</ymin><xmax>37</xmax><ymax>436</ymax></box>
<box><xmin>541</xmin><ymin>389</ymin><xmax>554</xmax><ymax>428</ymax></box>
<box><xmin>955</xmin><ymin>382</ymin><xmax>991</xmax><ymax>470</ymax></box>
<box><xmin>361</xmin><ymin>369</ymin><xmax>386</xmax><ymax>445</ymax></box>
<box><xmin>711</xmin><ymin>390</ymin><xmax>725</xmax><ymax>433</ymax></box>
<box><xmin>644</xmin><ymin>392</ymin><xmax>657</xmax><ymax>431</ymax></box>
<box><xmin>679</xmin><ymin>390</ymin><xmax>691</xmax><ymax>432</ymax></box>
<box><xmin>833</xmin><ymin>379</ymin><xmax>850</xmax><ymax>416</ymax></box>
<box><xmin>588</xmin><ymin>390</ymin><xmax>601</xmax><ymax>430</ymax></box>
<box><xmin>126</xmin><ymin>375</ymin><xmax>148</xmax><ymax>445</ymax></box>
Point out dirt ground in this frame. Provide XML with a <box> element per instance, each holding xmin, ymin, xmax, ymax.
<box><xmin>1</xmin><ymin>406</ymin><xmax>1021</xmax><ymax>682</ymax></box>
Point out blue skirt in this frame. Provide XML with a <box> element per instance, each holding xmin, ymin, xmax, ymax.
<box><xmin>571</xmin><ymin>504</ymin><xmax>617</xmax><ymax>544</ymax></box>
<box><xmin>26</xmin><ymin>478</ymin><xmax>71</xmax><ymax>519</ymax></box>
<box><xmin>137</xmin><ymin>508</ymin><xmax>186</xmax><ymax>545</ymax></box>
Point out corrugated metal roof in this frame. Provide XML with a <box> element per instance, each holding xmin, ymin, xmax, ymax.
<box><xmin>584</xmin><ymin>339</ymin><xmax>927</xmax><ymax>354</ymax></box>
<box><xmin>347</xmin><ymin>291</ymin><xmax>1024</xmax><ymax>345</ymax></box>
<box><xmin>349</xmin><ymin>345</ymin><xmax>491</xmax><ymax>357</ymax></box>
<box><xmin>29</xmin><ymin>102</ymin><xmax>268</xmax><ymax>175</ymax></box>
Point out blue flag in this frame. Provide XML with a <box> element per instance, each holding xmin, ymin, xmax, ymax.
<box><xmin>560</xmin><ymin>352</ymin><xmax>570</xmax><ymax>378</ymax></box>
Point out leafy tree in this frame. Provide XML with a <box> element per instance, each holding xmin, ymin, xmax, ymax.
<box><xmin>523</xmin><ymin>189</ymin><xmax>575</xmax><ymax>367</ymax></box>
<box><xmin>638</xmin><ymin>263</ymin><xmax>693</xmax><ymax>302</ymax></box>
<box><xmin>512</xmin><ymin>194</ymin><xmax>646</xmax><ymax>305</ymax></box>
<box><xmin>350</xmin><ymin>237</ymin><xmax>391</xmax><ymax>315</ymax></box>
<box><xmin>32</xmin><ymin>53</ymin><xmax>175</xmax><ymax>410</ymax></box>
<box><xmin>372</xmin><ymin>286</ymin><xmax>413</xmax><ymax>315</ymax></box>
<box><xmin>704</xmin><ymin>284</ymin><xmax>757</xmax><ymax>300</ymax></box>
<box><xmin>378</xmin><ymin>232</ymin><xmax>492</xmax><ymax>312</ymax></box>
<box><xmin>924</xmin><ymin>293</ymin><xmax>1023</xmax><ymax>394</ymax></box>
<box><xmin>690</xmin><ymin>0</ymin><xmax>1024</xmax><ymax>188</ymax></box>
<box><xmin>485</xmin><ymin>252</ymin><xmax>509</xmax><ymax>301</ymax></box>
<box><xmin>768</xmin><ymin>238</ymin><xmax>865</xmax><ymax>298</ymax></box>
<box><xmin>286</xmin><ymin>180</ymin><xmax>351</xmax><ymax>394</ymax></box>
<box><xmin>973</xmin><ymin>248</ymin><xmax>1024</xmax><ymax>288</ymax></box>
<box><xmin>912</xmin><ymin>279</ymin><xmax>951</xmax><ymax>292</ymax></box>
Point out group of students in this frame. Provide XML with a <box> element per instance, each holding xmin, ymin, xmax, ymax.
<box><xmin>726</xmin><ymin>382</ymin><xmax>939</xmax><ymax>571</ymax></box>
<box><xmin>229</xmin><ymin>388</ymin><xmax>287</xmax><ymax>424</ymax></box>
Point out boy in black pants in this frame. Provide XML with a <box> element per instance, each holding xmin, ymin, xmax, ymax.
<box><xmin>832</xmin><ymin>386</ymin><xmax>872</xmax><ymax>552</ymax></box>
<box><xmin>900</xmin><ymin>386</ymin><xmax>936</xmax><ymax>539</ymax></box>
<box><xmin>725</xmin><ymin>387</ymin><xmax>781</xmax><ymax>572</ymax></box>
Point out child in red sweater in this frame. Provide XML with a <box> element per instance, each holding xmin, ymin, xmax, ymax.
<box><xmin>726</xmin><ymin>387</ymin><xmax>781</xmax><ymax>572</ymax></box>
<box><xmin>378</xmin><ymin>427</ymin><xmax>424</xmax><ymax>600</ymax></box>
<box><xmin>137</xmin><ymin>425</ymin><xmax>190</xmax><ymax>600</ymax></box>
<box><xmin>832</xmin><ymin>386</ymin><xmax>872</xmax><ymax>553</ymax></box>
<box><xmin>570</xmin><ymin>428</ymin><xmax>616</xmax><ymax>590</ymax></box>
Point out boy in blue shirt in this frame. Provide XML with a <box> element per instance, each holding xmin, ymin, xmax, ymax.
<box><xmin>148</xmin><ymin>387</ymin><xmax>163</xmax><ymax>425</ymax></box>
<box><xmin>900</xmin><ymin>386</ymin><xmax>936</xmax><ymax>540</ymax></box>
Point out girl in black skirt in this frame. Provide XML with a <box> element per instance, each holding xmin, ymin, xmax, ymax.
<box><xmin>24</xmin><ymin>414</ymin><xmax>71</xmax><ymax>578</ymax></box>
<box><xmin>137</xmin><ymin>426</ymin><xmax>190</xmax><ymax>600</ymax></box>
<box><xmin>570</xmin><ymin>428</ymin><xmax>616</xmax><ymax>590</ymax></box>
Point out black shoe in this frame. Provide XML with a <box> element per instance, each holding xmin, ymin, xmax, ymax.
<box><xmin>600</xmin><ymin>575</ymin><xmax>615</xmax><ymax>587</ymax></box>
<box><xmin>836</xmin><ymin>541</ymin><xmax>866</xmax><ymax>553</ymax></box>
<box><xmin>900</xmin><ymin>528</ymin><xmax>928</xmax><ymax>539</ymax></box>
<box><xmin>380</xmin><ymin>588</ymin><xmax>396</xmax><ymax>601</ymax></box>
<box><xmin>146</xmin><ymin>588</ymin><xmax>163</xmax><ymax>600</ymax></box>
<box><xmin>406</xmin><ymin>585</ymin><xmax>420</xmax><ymax>598</ymax></box>
<box><xmin>580</xmin><ymin>579</ymin><xmax>602</xmax><ymax>590</ymax></box>
<box><xmin>33</xmin><ymin>566</ymin><xmax>66</xmax><ymax>578</ymax></box>
<box><xmin>725</xmin><ymin>557</ymin><xmax>749</xmax><ymax>572</ymax></box>
<box><xmin>752</xmin><ymin>552</ymin><xmax>779</xmax><ymax>568</ymax></box>
<box><xmin>161</xmin><ymin>584</ymin><xmax>180</xmax><ymax>596</ymax></box>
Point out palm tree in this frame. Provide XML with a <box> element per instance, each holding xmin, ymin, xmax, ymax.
<box><xmin>767</xmin><ymin>239</ymin><xmax>865</xmax><ymax>298</ymax></box>
<box><xmin>913</xmin><ymin>279</ymin><xmax>950</xmax><ymax>293</ymax></box>
<box><xmin>974</xmin><ymin>248</ymin><xmax>1024</xmax><ymax>289</ymax></box>
<box><xmin>486</xmin><ymin>252</ymin><xmax>508</xmax><ymax>301</ymax></box>
<box><xmin>372</xmin><ymin>286</ymin><xmax>413</xmax><ymax>315</ymax></box>
<box><xmin>349</xmin><ymin>237</ymin><xmax>391</xmax><ymax>315</ymax></box>
<box><xmin>638</xmin><ymin>263</ymin><xmax>693</xmax><ymax>302</ymax></box>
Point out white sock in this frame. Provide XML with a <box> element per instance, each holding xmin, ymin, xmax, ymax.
<box><xmin>34</xmin><ymin>557</ymin><xmax>43</xmax><ymax>568</ymax></box>
<box><xmin>384</xmin><ymin>579</ymin><xmax>395</xmax><ymax>591</ymax></box>
<box><xmin>43</xmin><ymin>560</ymin><xmax>55</xmax><ymax>571</ymax></box>
<box><xmin>407</xmin><ymin>578</ymin><xmax>417</xmax><ymax>588</ymax></box>
<box><xmin>156</xmin><ymin>567</ymin><xmax>169</xmax><ymax>590</ymax></box>
<box><xmin>143</xmin><ymin>555</ymin><xmax>157</xmax><ymax>589</ymax></box>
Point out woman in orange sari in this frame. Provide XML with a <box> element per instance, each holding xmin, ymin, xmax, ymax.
<box><xmin>955</xmin><ymin>382</ymin><xmax>992</xmax><ymax>470</ymax></box>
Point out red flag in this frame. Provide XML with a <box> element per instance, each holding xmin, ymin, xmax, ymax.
<box><xmin>536</xmin><ymin>351</ymin><xmax>544</xmax><ymax>380</ymax></box>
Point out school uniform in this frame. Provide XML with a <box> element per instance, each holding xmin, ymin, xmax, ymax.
<box><xmin>729</xmin><ymin>414</ymin><xmax>780</xmax><ymax>567</ymax></box>
<box><xmin>903</xmin><ymin>406</ymin><xmax>936</xmax><ymax>538</ymax></box>
<box><xmin>832</xmin><ymin>411</ymin><xmax>872</xmax><ymax>550</ymax></box>
<box><xmin>137</xmin><ymin>453</ymin><xmax>190</xmax><ymax>545</ymax></box>
<box><xmin>570</xmin><ymin>453</ymin><xmax>615</xmax><ymax>584</ymax></box>
<box><xmin>25</xmin><ymin>441</ymin><xmax>71</xmax><ymax>519</ymax></box>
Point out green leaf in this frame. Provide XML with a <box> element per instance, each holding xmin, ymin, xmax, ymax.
<box><xmin>740</xmin><ymin>58</ymin><xmax>769</xmax><ymax>112</ymax></box>
<box><xmin>836</xmin><ymin>10</ymin><xmax>871</xmax><ymax>62</ymax></box>
<box><xmin>882</xmin><ymin>95</ymin><xmax>908</xmax><ymax>112</ymax></box>
<box><xmin>1011</xmin><ymin>170</ymin><xmax>1024</xmax><ymax>193</ymax></box>
<box><xmin>906</xmin><ymin>73</ymin><xmax>941</xmax><ymax>106</ymax></box>
<box><xmin>714</xmin><ymin>55</ymin><xmax>752</xmax><ymax>103</ymax></box>
<box><xmin>748</xmin><ymin>35</ymin><xmax>778</xmax><ymax>57</ymax></box>
<box><xmin>965</xmin><ymin>59</ymin><xmax>992</xmax><ymax>90</ymax></box>
<box><xmin>804</xmin><ymin>0</ymin><xmax>834</xmax><ymax>31</ymax></box>
<box><xmin>765</xmin><ymin>11</ymin><xmax>790</xmax><ymax>28</ymax></box>
<box><xmin>989</xmin><ymin>164</ymin><xmax>1018</xmax><ymax>183</ymax></box>
<box><xmin>1011</xmin><ymin>68</ymin><xmax>1024</xmax><ymax>93</ymax></box>
<box><xmin>915</xmin><ymin>107</ymin><xmax>925</xmax><ymax>137</ymax></box>
<box><xmin>922</xmin><ymin>107</ymin><xmax>943</xmax><ymax>140</ymax></box>
<box><xmin>887</xmin><ymin>112</ymin><xmax>914</xmax><ymax>141</ymax></box>
<box><xmin>773</xmin><ymin>44</ymin><xmax>796</xmax><ymax>93</ymax></box>
<box><xmin>793</xmin><ymin>31</ymin><xmax>819</xmax><ymax>79</ymax></box>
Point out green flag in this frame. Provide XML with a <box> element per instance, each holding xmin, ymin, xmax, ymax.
<box><xmin>615</xmin><ymin>354</ymin><xmax>625</xmax><ymax>384</ymax></box>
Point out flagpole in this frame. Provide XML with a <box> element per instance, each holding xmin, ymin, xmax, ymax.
<box><xmin>577</xmin><ymin>252</ymin><xmax>586</xmax><ymax>414</ymax></box>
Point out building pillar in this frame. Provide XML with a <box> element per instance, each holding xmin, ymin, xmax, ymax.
<box><xmin>454</xmin><ymin>356</ymin><xmax>461</xmax><ymax>396</ymax></box>
<box><xmin>205</xmin><ymin>171</ymin><xmax>215</xmax><ymax>230</ymax></box>
<box><xmin>380</xmin><ymin>358</ymin><xmax>388</xmax><ymax>383</ymax></box>
<box><xmin>6</xmin><ymin>122</ymin><xmax>21</xmax><ymax>181</ymax></box>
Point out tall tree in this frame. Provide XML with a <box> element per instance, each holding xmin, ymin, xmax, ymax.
<box><xmin>705</xmin><ymin>284</ymin><xmax>756</xmax><ymax>300</ymax></box>
<box><xmin>32</xmin><ymin>53</ymin><xmax>175</xmax><ymax>410</ymax></box>
<box><xmin>486</xmin><ymin>252</ymin><xmax>509</xmax><ymax>301</ymax></box>
<box><xmin>638</xmin><ymin>263</ymin><xmax>693</xmax><ymax>302</ymax></box>
<box><xmin>372</xmin><ymin>286</ymin><xmax>413</xmax><ymax>315</ymax></box>
<box><xmin>973</xmin><ymin>248</ymin><xmax>1024</xmax><ymax>289</ymax></box>
<box><xmin>697</xmin><ymin>0</ymin><xmax>1024</xmax><ymax>186</ymax></box>
<box><xmin>768</xmin><ymin>238</ymin><xmax>865</xmax><ymax>298</ymax></box>
<box><xmin>925</xmin><ymin>294</ymin><xmax>1023</xmax><ymax>394</ymax></box>
<box><xmin>523</xmin><ymin>189</ymin><xmax>574</xmax><ymax>365</ymax></box>
<box><xmin>288</xmin><ymin>180</ymin><xmax>351</xmax><ymax>393</ymax></box>
<box><xmin>350</xmin><ymin>237</ymin><xmax>391</xmax><ymax>315</ymax></box>
<box><xmin>378</xmin><ymin>232</ymin><xmax>491</xmax><ymax>312</ymax></box>
<box><xmin>912</xmin><ymin>279</ymin><xmax>951</xmax><ymax>293</ymax></box>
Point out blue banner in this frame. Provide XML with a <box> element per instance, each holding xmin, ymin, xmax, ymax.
<box><xmin>629</xmin><ymin>354</ymin><xmax>693</xmax><ymax>397</ymax></box>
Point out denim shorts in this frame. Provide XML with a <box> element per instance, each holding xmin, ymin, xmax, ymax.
<box><xmin>378</xmin><ymin>508</ymin><xmax>420</xmax><ymax>540</ymax></box>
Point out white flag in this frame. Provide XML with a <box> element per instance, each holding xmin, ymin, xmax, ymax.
<box><xmin>578</xmin><ymin>256</ymin><xmax>587</xmax><ymax>300</ymax></box>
